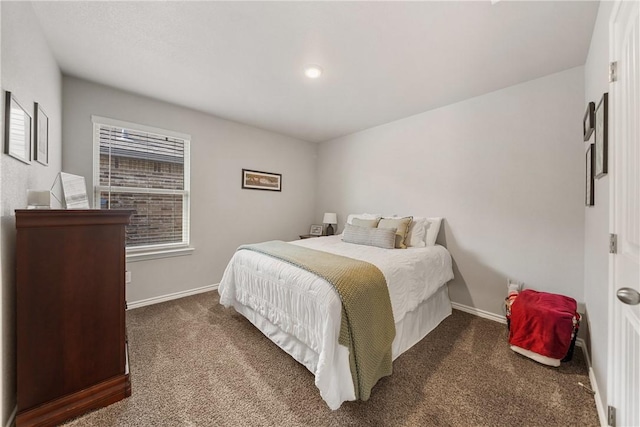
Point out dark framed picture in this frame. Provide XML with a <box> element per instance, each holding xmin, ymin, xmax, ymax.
<box><xmin>309</xmin><ymin>224</ymin><xmax>323</xmax><ymax>236</ymax></box>
<box><xmin>242</xmin><ymin>169</ymin><xmax>282</xmax><ymax>191</ymax></box>
<box><xmin>586</xmin><ymin>144</ymin><xmax>594</xmax><ymax>207</ymax></box>
<box><xmin>34</xmin><ymin>102</ymin><xmax>49</xmax><ymax>166</ymax></box>
<box><xmin>4</xmin><ymin>91</ymin><xmax>31</xmax><ymax>164</ymax></box>
<box><xmin>583</xmin><ymin>101</ymin><xmax>595</xmax><ymax>141</ymax></box>
<box><xmin>594</xmin><ymin>93</ymin><xmax>608</xmax><ymax>178</ymax></box>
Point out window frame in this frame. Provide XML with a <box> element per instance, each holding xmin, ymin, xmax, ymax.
<box><xmin>92</xmin><ymin>115</ymin><xmax>193</xmax><ymax>261</ymax></box>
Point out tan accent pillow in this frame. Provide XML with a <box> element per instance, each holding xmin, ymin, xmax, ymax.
<box><xmin>352</xmin><ymin>217</ymin><xmax>380</xmax><ymax>228</ymax></box>
<box><xmin>377</xmin><ymin>217</ymin><xmax>413</xmax><ymax>249</ymax></box>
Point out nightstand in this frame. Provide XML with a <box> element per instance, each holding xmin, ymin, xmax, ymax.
<box><xmin>299</xmin><ymin>234</ymin><xmax>321</xmax><ymax>239</ymax></box>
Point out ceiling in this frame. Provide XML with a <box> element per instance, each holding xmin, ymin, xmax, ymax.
<box><xmin>31</xmin><ymin>1</ymin><xmax>599</xmax><ymax>143</ymax></box>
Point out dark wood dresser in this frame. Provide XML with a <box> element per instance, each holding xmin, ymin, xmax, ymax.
<box><xmin>15</xmin><ymin>209</ymin><xmax>132</xmax><ymax>427</ymax></box>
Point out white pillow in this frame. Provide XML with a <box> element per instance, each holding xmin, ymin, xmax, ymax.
<box><xmin>405</xmin><ymin>217</ymin><xmax>427</xmax><ymax>248</ymax></box>
<box><xmin>346</xmin><ymin>213</ymin><xmax>382</xmax><ymax>225</ymax></box>
<box><xmin>424</xmin><ymin>217</ymin><xmax>443</xmax><ymax>246</ymax></box>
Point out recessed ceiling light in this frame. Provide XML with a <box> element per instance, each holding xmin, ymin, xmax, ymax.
<box><xmin>304</xmin><ymin>65</ymin><xmax>323</xmax><ymax>79</ymax></box>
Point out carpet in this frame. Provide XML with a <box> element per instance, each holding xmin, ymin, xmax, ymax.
<box><xmin>64</xmin><ymin>291</ymin><xmax>599</xmax><ymax>426</ymax></box>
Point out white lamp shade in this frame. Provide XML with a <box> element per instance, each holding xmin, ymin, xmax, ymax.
<box><xmin>323</xmin><ymin>213</ymin><xmax>337</xmax><ymax>224</ymax></box>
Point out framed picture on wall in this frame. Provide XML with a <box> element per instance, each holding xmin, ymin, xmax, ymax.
<box><xmin>594</xmin><ymin>93</ymin><xmax>608</xmax><ymax>178</ymax></box>
<box><xmin>241</xmin><ymin>169</ymin><xmax>282</xmax><ymax>191</ymax></box>
<box><xmin>4</xmin><ymin>91</ymin><xmax>32</xmax><ymax>164</ymax></box>
<box><xmin>585</xmin><ymin>144</ymin><xmax>594</xmax><ymax>207</ymax></box>
<box><xmin>583</xmin><ymin>101</ymin><xmax>595</xmax><ymax>141</ymax></box>
<box><xmin>34</xmin><ymin>102</ymin><xmax>49</xmax><ymax>166</ymax></box>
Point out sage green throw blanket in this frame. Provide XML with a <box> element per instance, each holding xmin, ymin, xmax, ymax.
<box><xmin>239</xmin><ymin>240</ymin><xmax>396</xmax><ymax>401</ymax></box>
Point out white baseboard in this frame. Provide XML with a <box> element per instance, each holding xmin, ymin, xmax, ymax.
<box><xmin>589</xmin><ymin>366</ymin><xmax>607</xmax><ymax>427</ymax></box>
<box><xmin>127</xmin><ymin>284</ymin><xmax>219</xmax><ymax>310</ymax></box>
<box><xmin>574</xmin><ymin>339</ymin><xmax>606</xmax><ymax>427</ymax></box>
<box><xmin>451</xmin><ymin>301</ymin><xmax>507</xmax><ymax>324</ymax></box>
<box><xmin>5</xmin><ymin>405</ymin><xmax>16</xmax><ymax>427</ymax></box>
<box><xmin>575</xmin><ymin>338</ymin><xmax>590</xmax><ymax>366</ymax></box>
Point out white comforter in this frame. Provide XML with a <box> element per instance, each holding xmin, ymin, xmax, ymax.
<box><xmin>218</xmin><ymin>235</ymin><xmax>453</xmax><ymax>409</ymax></box>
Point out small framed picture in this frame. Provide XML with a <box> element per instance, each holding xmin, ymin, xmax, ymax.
<box><xmin>61</xmin><ymin>172</ymin><xmax>90</xmax><ymax>209</ymax></box>
<box><xmin>583</xmin><ymin>101</ymin><xmax>595</xmax><ymax>141</ymax></box>
<box><xmin>34</xmin><ymin>102</ymin><xmax>48</xmax><ymax>166</ymax></box>
<box><xmin>585</xmin><ymin>144</ymin><xmax>594</xmax><ymax>207</ymax></box>
<box><xmin>242</xmin><ymin>169</ymin><xmax>282</xmax><ymax>191</ymax></box>
<box><xmin>594</xmin><ymin>93</ymin><xmax>608</xmax><ymax>178</ymax></box>
<box><xmin>309</xmin><ymin>224</ymin><xmax>323</xmax><ymax>236</ymax></box>
<box><xmin>4</xmin><ymin>91</ymin><xmax>31</xmax><ymax>164</ymax></box>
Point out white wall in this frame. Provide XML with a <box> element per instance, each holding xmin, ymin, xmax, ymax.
<box><xmin>316</xmin><ymin>67</ymin><xmax>586</xmax><ymax>317</ymax></box>
<box><xmin>583</xmin><ymin>0</ymin><xmax>614</xmax><ymax>413</ymax></box>
<box><xmin>62</xmin><ymin>76</ymin><xmax>317</xmax><ymax>304</ymax></box>
<box><xmin>0</xmin><ymin>2</ymin><xmax>62</xmax><ymax>424</ymax></box>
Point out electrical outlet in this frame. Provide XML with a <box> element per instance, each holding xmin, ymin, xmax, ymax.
<box><xmin>507</xmin><ymin>278</ymin><xmax>524</xmax><ymax>292</ymax></box>
<box><xmin>125</xmin><ymin>271</ymin><xmax>132</xmax><ymax>284</ymax></box>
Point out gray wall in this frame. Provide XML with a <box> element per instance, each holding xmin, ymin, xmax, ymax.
<box><xmin>316</xmin><ymin>67</ymin><xmax>586</xmax><ymax>316</ymax></box>
<box><xmin>0</xmin><ymin>2</ymin><xmax>62</xmax><ymax>424</ymax></box>
<box><xmin>62</xmin><ymin>76</ymin><xmax>317</xmax><ymax>303</ymax></box>
<box><xmin>583</xmin><ymin>0</ymin><xmax>614</xmax><ymax>413</ymax></box>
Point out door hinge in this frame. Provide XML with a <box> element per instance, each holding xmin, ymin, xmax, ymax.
<box><xmin>609</xmin><ymin>61</ymin><xmax>618</xmax><ymax>83</ymax></box>
<box><xmin>610</xmin><ymin>234</ymin><xmax>618</xmax><ymax>254</ymax></box>
<box><xmin>608</xmin><ymin>405</ymin><xmax>616</xmax><ymax>426</ymax></box>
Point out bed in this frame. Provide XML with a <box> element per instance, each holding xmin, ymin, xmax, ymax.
<box><xmin>218</xmin><ymin>220</ymin><xmax>454</xmax><ymax>410</ymax></box>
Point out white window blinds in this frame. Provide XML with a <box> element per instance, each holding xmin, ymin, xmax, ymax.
<box><xmin>93</xmin><ymin>116</ymin><xmax>191</xmax><ymax>250</ymax></box>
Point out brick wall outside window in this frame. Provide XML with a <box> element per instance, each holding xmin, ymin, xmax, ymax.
<box><xmin>100</xmin><ymin>154</ymin><xmax>184</xmax><ymax>247</ymax></box>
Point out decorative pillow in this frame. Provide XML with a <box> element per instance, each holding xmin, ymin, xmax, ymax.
<box><xmin>405</xmin><ymin>216</ymin><xmax>427</xmax><ymax>248</ymax></box>
<box><xmin>342</xmin><ymin>224</ymin><xmax>397</xmax><ymax>249</ymax></box>
<box><xmin>377</xmin><ymin>216</ymin><xmax>413</xmax><ymax>249</ymax></box>
<box><xmin>352</xmin><ymin>217</ymin><xmax>380</xmax><ymax>228</ymax></box>
<box><xmin>345</xmin><ymin>213</ymin><xmax>382</xmax><ymax>225</ymax></box>
<box><xmin>424</xmin><ymin>217</ymin><xmax>443</xmax><ymax>246</ymax></box>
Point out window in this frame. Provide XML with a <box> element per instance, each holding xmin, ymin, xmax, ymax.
<box><xmin>93</xmin><ymin>116</ymin><xmax>191</xmax><ymax>260</ymax></box>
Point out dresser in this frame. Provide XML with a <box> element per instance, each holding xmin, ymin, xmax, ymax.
<box><xmin>15</xmin><ymin>209</ymin><xmax>132</xmax><ymax>427</ymax></box>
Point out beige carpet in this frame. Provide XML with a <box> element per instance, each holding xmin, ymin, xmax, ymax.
<box><xmin>64</xmin><ymin>291</ymin><xmax>599</xmax><ymax>426</ymax></box>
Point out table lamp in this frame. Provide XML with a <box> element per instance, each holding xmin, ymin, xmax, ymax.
<box><xmin>323</xmin><ymin>212</ymin><xmax>337</xmax><ymax>236</ymax></box>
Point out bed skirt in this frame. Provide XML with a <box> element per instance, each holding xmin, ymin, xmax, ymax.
<box><xmin>229</xmin><ymin>285</ymin><xmax>452</xmax><ymax>407</ymax></box>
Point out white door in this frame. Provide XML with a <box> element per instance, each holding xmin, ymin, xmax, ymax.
<box><xmin>609</xmin><ymin>1</ymin><xmax>640</xmax><ymax>426</ymax></box>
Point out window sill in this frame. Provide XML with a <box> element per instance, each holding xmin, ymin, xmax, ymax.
<box><xmin>126</xmin><ymin>246</ymin><xmax>195</xmax><ymax>262</ymax></box>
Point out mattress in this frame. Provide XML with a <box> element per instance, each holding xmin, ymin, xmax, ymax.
<box><xmin>218</xmin><ymin>235</ymin><xmax>454</xmax><ymax>409</ymax></box>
